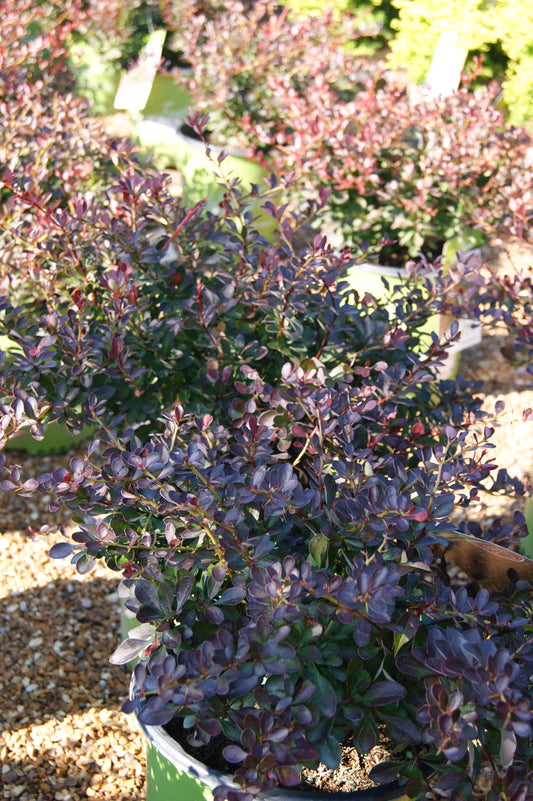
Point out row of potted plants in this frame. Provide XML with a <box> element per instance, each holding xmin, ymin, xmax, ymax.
<box><xmin>51</xmin><ymin>0</ymin><xmax>533</xmax><ymax>271</ymax></box>
<box><xmin>70</xmin><ymin>0</ymin><xmax>524</xmax><ymax>317</ymax></box>
<box><xmin>163</xmin><ymin>0</ymin><xmax>532</xmax><ymax>260</ymax></box>
<box><xmin>1</xmin><ymin>1</ymin><xmax>533</xmax><ymax>800</ymax></box>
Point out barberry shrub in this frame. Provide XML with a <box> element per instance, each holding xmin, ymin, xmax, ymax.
<box><xmin>1</xmin><ymin>5</ymin><xmax>533</xmax><ymax>800</ymax></box>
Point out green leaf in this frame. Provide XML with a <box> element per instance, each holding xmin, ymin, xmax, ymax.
<box><xmin>317</xmin><ymin>734</ymin><xmax>342</xmax><ymax>770</ymax></box>
<box><xmin>346</xmin><ymin>664</ymin><xmax>371</xmax><ymax>695</ymax></box>
<box><xmin>323</xmin><ymin>473</ymin><xmax>337</xmax><ymax>506</ymax></box>
<box><xmin>393</xmin><ymin>631</ymin><xmax>410</xmax><ymax>657</ymax></box>
<box><xmin>308</xmin><ymin>532</ymin><xmax>328</xmax><ymax>567</ymax></box>
<box><xmin>309</xmin><ymin>665</ymin><xmax>337</xmax><ymax>718</ymax></box>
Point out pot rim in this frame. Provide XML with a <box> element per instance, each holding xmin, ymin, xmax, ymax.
<box><xmin>136</xmin><ymin>712</ymin><xmax>409</xmax><ymax>801</ymax></box>
<box><xmin>350</xmin><ymin>262</ymin><xmax>408</xmax><ymax>279</ymax></box>
<box><xmin>352</xmin><ymin>243</ymin><xmax>482</xmax><ymax>279</ymax></box>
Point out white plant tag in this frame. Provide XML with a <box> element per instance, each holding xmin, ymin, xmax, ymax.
<box><xmin>425</xmin><ymin>30</ymin><xmax>468</xmax><ymax>97</ymax></box>
<box><xmin>114</xmin><ymin>29</ymin><xmax>166</xmax><ymax>112</ymax></box>
<box><xmin>439</xmin><ymin>314</ymin><xmax>482</xmax><ymax>353</ymax></box>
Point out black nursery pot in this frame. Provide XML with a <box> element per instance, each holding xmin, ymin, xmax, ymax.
<box><xmin>135</xmin><ymin>714</ymin><xmax>411</xmax><ymax>801</ymax></box>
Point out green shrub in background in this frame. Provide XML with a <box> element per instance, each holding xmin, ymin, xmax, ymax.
<box><xmin>388</xmin><ymin>0</ymin><xmax>494</xmax><ymax>84</ymax></box>
<box><xmin>504</xmin><ymin>56</ymin><xmax>533</xmax><ymax>128</ymax></box>
<box><xmin>285</xmin><ymin>0</ymin><xmax>397</xmax><ymax>54</ymax></box>
<box><xmin>388</xmin><ymin>0</ymin><xmax>533</xmax><ymax>127</ymax></box>
<box><xmin>498</xmin><ymin>0</ymin><xmax>533</xmax><ymax>127</ymax></box>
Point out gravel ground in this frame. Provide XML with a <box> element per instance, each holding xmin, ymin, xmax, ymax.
<box><xmin>0</xmin><ymin>325</ymin><xmax>532</xmax><ymax>800</ymax></box>
<box><xmin>457</xmin><ymin>329</ymin><xmax>533</xmax><ymax>524</ymax></box>
<box><xmin>0</xmin><ymin>505</ymin><xmax>145</xmax><ymax>800</ymax></box>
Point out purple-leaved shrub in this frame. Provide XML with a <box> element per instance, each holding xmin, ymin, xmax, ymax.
<box><xmin>1</xmin><ymin>4</ymin><xmax>533</xmax><ymax>799</ymax></box>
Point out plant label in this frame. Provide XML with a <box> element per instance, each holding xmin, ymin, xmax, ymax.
<box><xmin>439</xmin><ymin>314</ymin><xmax>482</xmax><ymax>352</ymax></box>
<box><xmin>425</xmin><ymin>30</ymin><xmax>468</xmax><ymax>97</ymax></box>
<box><xmin>114</xmin><ymin>29</ymin><xmax>166</xmax><ymax>112</ymax></box>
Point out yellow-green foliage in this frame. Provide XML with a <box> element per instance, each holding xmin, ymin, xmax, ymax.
<box><xmin>498</xmin><ymin>0</ymin><xmax>533</xmax><ymax>125</ymax></box>
<box><xmin>388</xmin><ymin>0</ymin><xmax>494</xmax><ymax>83</ymax></box>
<box><xmin>388</xmin><ymin>0</ymin><xmax>533</xmax><ymax>126</ymax></box>
<box><xmin>283</xmin><ymin>0</ymin><xmax>391</xmax><ymax>25</ymax></box>
<box><xmin>284</xmin><ymin>0</ymin><xmax>396</xmax><ymax>52</ymax></box>
<box><xmin>286</xmin><ymin>0</ymin><xmax>386</xmax><ymax>14</ymax></box>
<box><xmin>502</xmin><ymin>57</ymin><xmax>533</xmax><ymax>127</ymax></box>
<box><xmin>284</xmin><ymin>0</ymin><xmax>344</xmax><ymax>14</ymax></box>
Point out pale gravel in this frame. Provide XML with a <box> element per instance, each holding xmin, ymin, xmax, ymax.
<box><xmin>0</xmin><ymin>323</ymin><xmax>532</xmax><ymax>799</ymax></box>
<box><xmin>0</xmin><ymin>518</ymin><xmax>146</xmax><ymax>800</ymax></box>
<box><xmin>457</xmin><ymin>330</ymin><xmax>533</xmax><ymax>525</ymax></box>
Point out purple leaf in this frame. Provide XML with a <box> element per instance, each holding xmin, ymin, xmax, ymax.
<box><xmin>368</xmin><ymin>760</ymin><xmax>401</xmax><ymax>785</ymax></box>
<box><xmin>48</xmin><ymin>542</ymin><xmax>74</xmax><ymax>559</ymax></box>
<box><xmin>137</xmin><ymin>704</ymin><xmax>175</xmax><ymax>727</ymax></box>
<box><xmin>222</xmin><ymin>745</ymin><xmax>247</xmax><ymax>763</ymax></box>
<box><xmin>276</xmin><ymin>765</ymin><xmax>300</xmax><ymax>786</ymax></box>
<box><xmin>362</xmin><ymin>680</ymin><xmax>406</xmax><ymax>706</ymax></box>
<box><xmin>135</xmin><ymin>581</ymin><xmax>160</xmax><ymax>609</ymax></box>
<box><xmin>73</xmin><ymin>553</ymin><xmax>95</xmax><ymax>575</ymax></box>
<box><xmin>217</xmin><ymin>587</ymin><xmax>246</xmax><ymax>606</ymax></box>
<box><xmin>109</xmin><ymin>638</ymin><xmax>148</xmax><ymax>665</ymax></box>
<box><xmin>175</xmin><ymin>576</ymin><xmax>194</xmax><ymax>612</ymax></box>
<box><xmin>0</xmin><ymin>480</ymin><xmax>18</xmax><ymax>491</ymax></box>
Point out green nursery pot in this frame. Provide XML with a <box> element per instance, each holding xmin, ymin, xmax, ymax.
<box><xmin>142</xmin><ymin>73</ymin><xmax>192</xmax><ymax>121</ymax></box>
<box><xmin>132</xmin><ymin>116</ymin><xmax>275</xmax><ymax>236</ymax></box>
<box><xmin>133</xmin><ymin>121</ymin><xmax>266</xmax><ymax>195</ymax></box>
<box><xmin>527</xmin><ymin>498</ymin><xmax>533</xmax><ymax>536</ymax></box>
<box><xmin>344</xmin><ymin>262</ymin><xmax>474</xmax><ymax>380</ymax></box>
<box><xmin>172</xmin><ymin>131</ymin><xmax>268</xmax><ymax>210</ymax></box>
<box><xmin>171</xmin><ymin>132</ymin><xmax>275</xmax><ymax>236</ymax></box>
<box><xmin>522</xmin><ymin>497</ymin><xmax>533</xmax><ymax>559</ymax></box>
<box><xmin>136</xmin><ymin>715</ymin><xmax>412</xmax><ymax>801</ymax></box>
<box><xmin>69</xmin><ymin>42</ymin><xmax>124</xmax><ymax>116</ymax></box>
<box><xmin>130</xmin><ymin>70</ymin><xmax>275</xmax><ymax>234</ymax></box>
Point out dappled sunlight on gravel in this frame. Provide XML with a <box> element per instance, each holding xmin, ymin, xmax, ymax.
<box><xmin>0</xmin><ymin>527</ymin><xmax>146</xmax><ymax>800</ymax></box>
